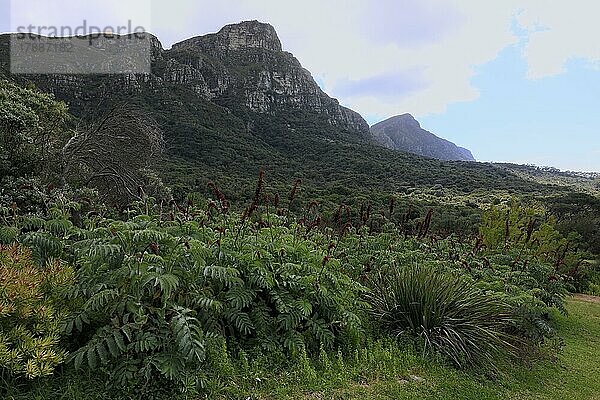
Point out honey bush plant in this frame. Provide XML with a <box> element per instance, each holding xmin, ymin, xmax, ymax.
<box><xmin>2</xmin><ymin>193</ymin><xmax>365</xmax><ymax>393</ymax></box>
<box><xmin>1</xmin><ymin>177</ymin><xmax>586</xmax><ymax>391</ymax></box>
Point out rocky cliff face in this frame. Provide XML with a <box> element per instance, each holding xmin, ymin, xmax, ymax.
<box><xmin>163</xmin><ymin>21</ymin><xmax>369</xmax><ymax>134</ymax></box>
<box><xmin>371</xmin><ymin>114</ymin><xmax>475</xmax><ymax>162</ymax></box>
<box><xmin>0</xmin><ymin>21</ymin><xmax>369</xmax><ymax>137</ymax></box>
<box><xmin>0</xmin><ymin>21</ymin><xmax>476</xmax><ymax>162</ymax></box>
<box><xmin>173</xmin><ymin>20</ymin><xmax>282</xmax><ymax>54</ymax></box>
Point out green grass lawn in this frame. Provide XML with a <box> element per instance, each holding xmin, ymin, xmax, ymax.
<box><xmin>6</xmin><ymin>297</ymin><xmax>599</xmax><ymax>400</ymax></box>
<box><xmin>234</xmin><ymin>297</ymin><xmax>600</xmax><ymax>400</ymax></box>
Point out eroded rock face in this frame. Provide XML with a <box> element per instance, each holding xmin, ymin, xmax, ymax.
<box><xmin>173</xmin><ymin>20</ymin><xmax>283</xmax><ymax>54</ymax></box>
<box><xmin>0</xmin><ymin>20</ymin><xmax>369</xmax><ymax>137</ymax></box>
<box><xmin>165</xmin><ymin>21</ymin><xmax>369</xmax><ymax>135</ymax></box>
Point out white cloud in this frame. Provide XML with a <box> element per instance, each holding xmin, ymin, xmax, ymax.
<box><xmin>515</xmin><ymin>0</ymin><xmax>600</xmax><ymax>79</ymax></box>
<box><xmin>158</xmin><ymin>0</ymin><xmax>519</xmax><ymax>118</ymax></box>
<box><xmin>7</xmin><ymin>0</ymin><xmax>600</xmax><ymax>121</ymax></box>
<box><xmin>252</xmin><ymin>1</ymin><xmax>519</xmax><ymax>118</ymax></box>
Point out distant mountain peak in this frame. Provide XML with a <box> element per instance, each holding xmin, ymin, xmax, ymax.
<box><xmin>371</xmin><ymin>114</ymin><xmax>475</xmax><ymax>162</ymax></box>
<box><xmin>385</xmin><ymin>113</ymin><xmax>421</xmax><ymax>129</ymax></box>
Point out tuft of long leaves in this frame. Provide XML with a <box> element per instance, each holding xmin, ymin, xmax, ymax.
<box><xmin>366</xmin><ymin>265</ymin><xmax>516</xmax><ymax>369</ymax></box>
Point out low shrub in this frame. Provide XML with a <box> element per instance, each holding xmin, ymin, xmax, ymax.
<box><xmin>366</xmin><ymin>265</ymin><xmax>515</xmax><ymax>369</ymax></box>
<box><xmin>585</xmin><ymin>263</ymin><xmax>600</xmax><ymax>296</ymax></box>
<box><xmin>0</xmin><ymin>244</ymin><xmax>73</xmax><ymax>379</ymax></box>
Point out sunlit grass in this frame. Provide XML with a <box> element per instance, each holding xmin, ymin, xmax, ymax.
<box><xmin>5</xmin><ymin>298</ymin><xmax>599</xmax><ymax>399</ymax></box>
<box><xmin>238</xmin><ymin>297</ymin><xmax>600</xmax><ymax>400</ymax></box>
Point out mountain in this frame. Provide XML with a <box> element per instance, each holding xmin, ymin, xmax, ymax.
<box><xmin>0</xmin><ymin>21</ymin><xmax>552</xmax><ymax>202</ymax></box>
<box><xmin>371</xmin><ymin>114</ymin><xmax>475</xmax><ymax>162</ymax></box>
<box><xmin>164</xmin><ymin>21</ymin><xmax>370</xmax><ymax>135</ymax></box>
<box><xmin>0</xmin><ymin>21</ymin><xmax>367</xmax><ymax>135</ymax></box>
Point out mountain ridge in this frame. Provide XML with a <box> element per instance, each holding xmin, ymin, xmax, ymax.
<box><xmin>0</xmin><ymin>21</ymin><xmax>549</xmax><ymax>199</ymax></box>
<box><xmin>0</xmin><ymin>21</ymin><xmax>370</xmax><ymax>137</ymax></box>
<box><xmin>0</xmin><ymin>21</ymin><xmax>475</xmax><ymax>161</ymax></box>
<box><xmin>371</xmin><ymin>114</ymin><xmax>475</xmax><ymax>162</ymax></box>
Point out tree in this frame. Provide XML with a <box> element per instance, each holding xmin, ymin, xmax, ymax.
<box><xmin>0</xmin><ymin>79</ymin><xmax>70</xmax><ymax>181</ymax></box>
<box><xmin>61</xmin><ymin>103</ymin><xmax>165</xmax><ymax>202</ymax></box>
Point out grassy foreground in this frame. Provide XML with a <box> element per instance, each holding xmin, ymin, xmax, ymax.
<box><xmin>226</xmin><ymin>297</ymin><xmax>600</xmax><ymax>400</ymax></box>
<box><xmin>6</xmin><ymin>297</ymin><xmax>599</xmax><ymax>400</ymax></box>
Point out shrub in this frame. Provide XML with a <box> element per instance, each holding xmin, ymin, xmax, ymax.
<box><xmin>479</xmin><ymin>202</ymin><xmax>584</xmax><ymax>277</ymax></box>
<box><xmin>585</xmin><ymin>262</ymin><xmax>600</xmax><ymax>296</ymax></box>
<box><xmin>0</xmin><ymin>244</ymin><xmax>73</xmax><ymax>379</ymax></box>
<box><xmin>0</xmin><ymin>79</ymin><xmax>70</xmax><ymax>182</ymax></box>
<box><xmin>15</xmin><ymin>202</ymin><xmax>366</xmax><ymax>392</ymax></box>
<box><xmin>366</xmin><ymin>265</ymin><xmax>515</xmax><ymax>369</ymax></box>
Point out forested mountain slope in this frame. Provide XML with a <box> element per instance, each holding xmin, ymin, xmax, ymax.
<box><xmin>0</xmin><ymin>21</ymin><xmax>556</xmax><ymax>202</ymax></box>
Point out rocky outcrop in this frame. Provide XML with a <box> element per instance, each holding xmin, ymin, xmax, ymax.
<box><xmin>165</xmin><ymin>21</ymin><xmax>369</xmax><ymax>135</ymax></box>
<box><xmin>173</xmin><ymin>20</ymin><xmax>282</xmax><ymax>54</ymax></box>
<box><xmin>0</xmin><ymin>21</ymin><xmax>370</xmax><ymax>137</ymax></box>
<box><xmin>371</xmin><ymin>114</ymin><xmax>475</xmax><ymax>161</ymax></box>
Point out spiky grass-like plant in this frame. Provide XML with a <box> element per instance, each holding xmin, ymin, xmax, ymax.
<box><xmin>367</xmin><ymin>266</ymin><xmax>515</xmax><ymax>369</ymax></box>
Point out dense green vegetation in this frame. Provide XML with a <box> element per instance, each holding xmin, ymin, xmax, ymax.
<box><xmin>0</xmin><ymin>79</ymin><xmax>70</xmax><ymax>183</ymax></box>
<box><xmin>367</xmin><ymin>266</ymin><xmax>515</xmax><ymax>369</ymax></box>
<box><xmin>1</xmin><ymin>74</ymin><xmax>599</xmax><ymax>399</ymax></box>
<box><xmin>5</xmin><ymin>298</ymin><xmax>600</xmax><ymax>399</ymax></box>
<box><xmin>0</xmin><ymin>182</ymin><xmax>593</xmax><ymax>396</ymax></box>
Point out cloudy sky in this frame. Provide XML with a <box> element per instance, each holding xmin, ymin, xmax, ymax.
<box><xmin>3</xmin><ymin>0</ymin><xmax>599</xmax><ymax>171</ymax></box>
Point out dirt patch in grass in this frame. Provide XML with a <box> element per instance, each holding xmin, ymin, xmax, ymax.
<box><xmin>572</xmin><ymin>293</ymin><xmax>600</xmax><ymax>304</ymax></box>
